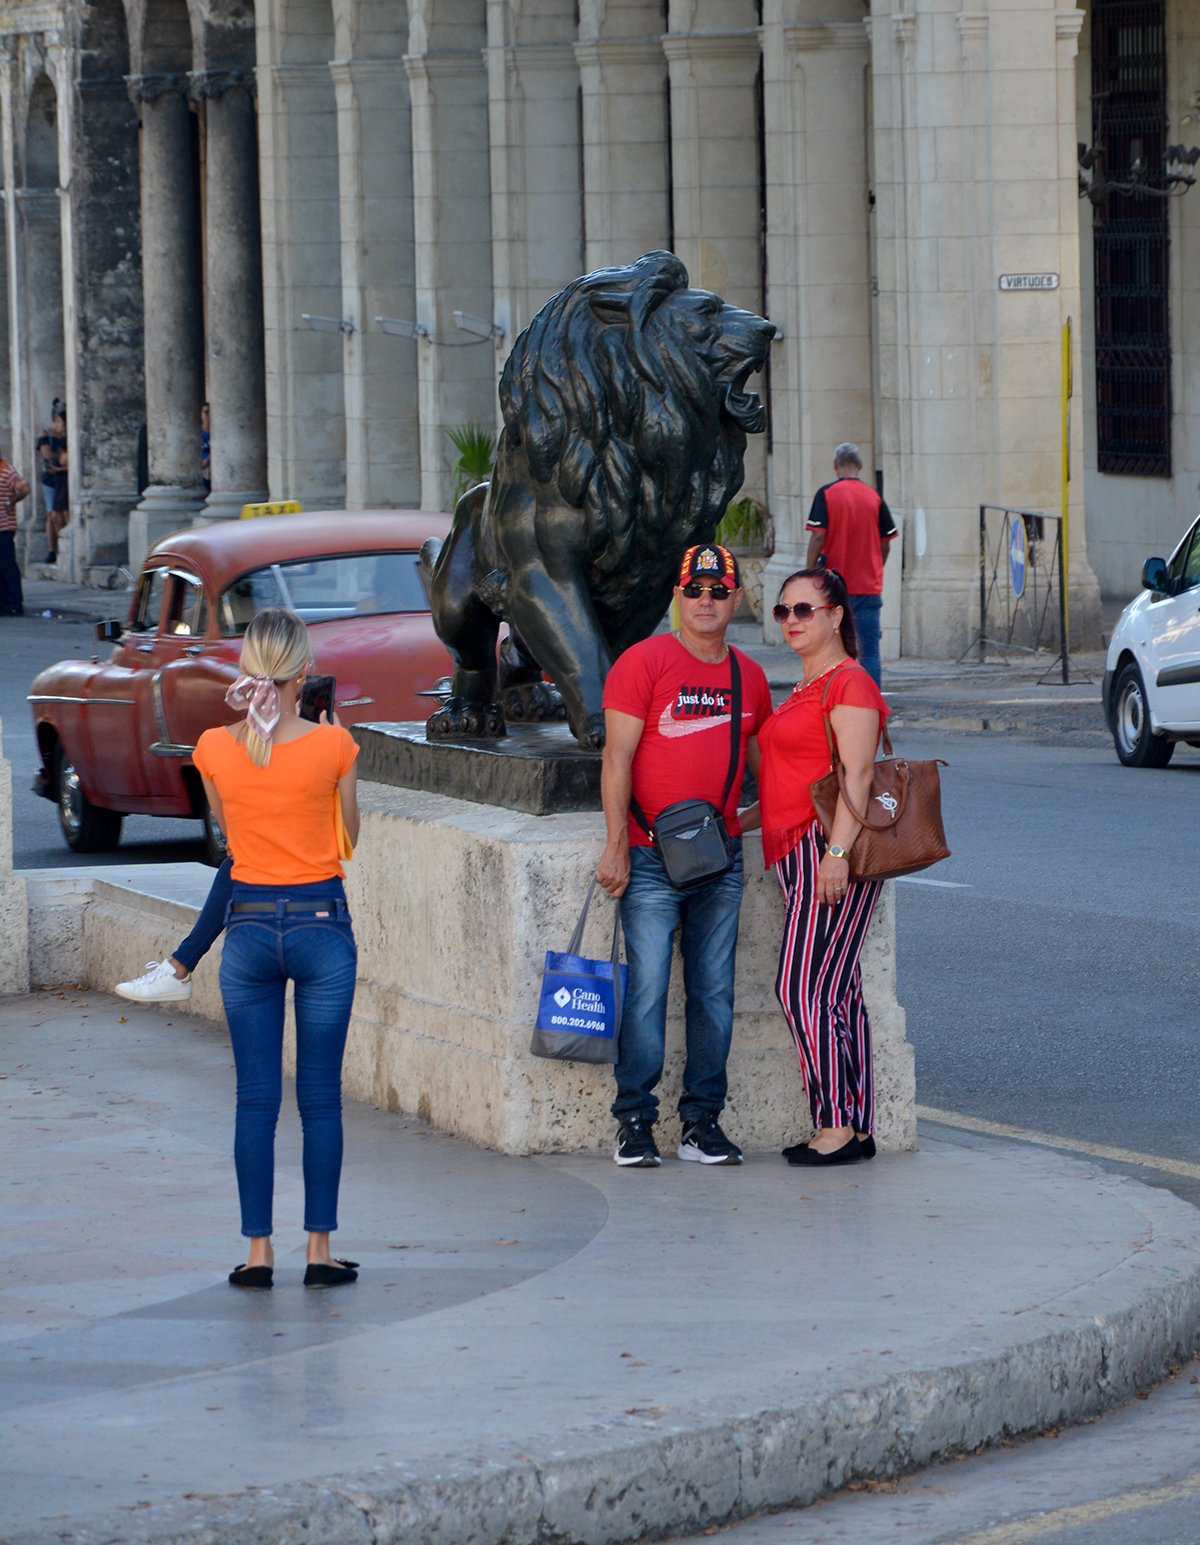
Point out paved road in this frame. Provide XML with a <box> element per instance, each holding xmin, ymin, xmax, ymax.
<box><xmin>2</xmin><ymin>613</ymin><xmax>210</xmax><ymax>867</ymax></box>
<box><xmin>682</xmin><ymin>728</ymin><xmax>1200</xmax><ymax>1543</ymax></box>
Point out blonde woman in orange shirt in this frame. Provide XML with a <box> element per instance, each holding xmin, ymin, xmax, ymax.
<box><xmin>193</xmin><ymin>608</ymin><xmax>361</xmax><ymax>1290</ymax></box>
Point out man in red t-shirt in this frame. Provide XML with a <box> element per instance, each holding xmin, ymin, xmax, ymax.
<box><xmin>597</xmin><ymin>544</ymin><xmax>772</xmax><ymax>1168</ymax></box>
<box><xmin>805</xmin><ymin>442</ymin><xmax>897</xmax><ymax>687</ymax></box>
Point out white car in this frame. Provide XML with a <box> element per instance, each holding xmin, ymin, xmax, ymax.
<box><xmin>1103</xmin><ymin>513</ymin><xmax>1200</xmax><ymax>767</ymax></box>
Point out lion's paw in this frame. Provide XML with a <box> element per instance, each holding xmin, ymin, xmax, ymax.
<box><xmin>425</xmin><ymin>699</ymin><xmax>508</xmax><ymax>740</ymax></box>
<box><xmin>502</xmin><ymin>681</ymin><xmax>568</xmax><ymax>723</ymax></box>
<box><xmin>572</xmin><ymin>712</ymin><xmax>607</xmax><ymax>752</ymax></box>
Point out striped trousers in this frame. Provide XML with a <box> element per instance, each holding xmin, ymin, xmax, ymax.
<box><xmin>774</xmin><ymin>826</ymin><xmax>882</xmax><ymax>1134</ymax></box>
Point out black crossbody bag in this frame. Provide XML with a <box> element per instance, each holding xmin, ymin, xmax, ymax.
<box><xmin>629</xmin><ymin>650</ymin><xmax>742</xmax><ymax>891</ymax></box>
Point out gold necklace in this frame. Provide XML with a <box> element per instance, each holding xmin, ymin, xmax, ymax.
<box><xmin>796</xmin><ymin>655</ymin><xmax>847</xmax><ymax>691</ymax></box>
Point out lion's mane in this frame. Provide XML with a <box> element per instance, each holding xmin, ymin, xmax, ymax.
<box><xmin>496</xmin><ymin>251</ymin><xmax>758</xmax><ymax>580</ymax></box>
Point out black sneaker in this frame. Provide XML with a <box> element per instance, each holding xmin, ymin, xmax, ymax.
<box><xmin>614</xmin><ymin>1117</ymin><xmax>661</xmax><ymax>1167</ymax></box>
<box><xmin>678</xmin><ymin>1113</ymin><xmax>743</xmax><ymax>1165</ymax></box>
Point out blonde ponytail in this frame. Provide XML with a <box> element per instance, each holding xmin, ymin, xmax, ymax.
<box><xmin>234</xmin><ymin>609</ymin><xmax>312</xmax><ymax>766</ymax></box>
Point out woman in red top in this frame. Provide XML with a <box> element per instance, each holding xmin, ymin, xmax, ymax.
<box><xmin>748</xmin><ymin>566</ymin><xmax>890</xmax><ymax>1166</ymax></box>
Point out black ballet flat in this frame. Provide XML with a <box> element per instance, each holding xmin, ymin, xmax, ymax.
<box><xmin>783</xmin><ymin>1135</ymin><xmax>876</xmax><ymax>1161</ymax></box>
<box><xmin>787</xmin><ymin>1137</ymin><xmax>863</xmax><ymax>1167</ymax></box>
<box><xmin>304</xmin><ymin>1259</ymin><xmax>359</xmax><ymax>1288</ymax></box>
<box><xmin>228</xmin><ymin>1263</ymin><xmax>273</xmax><ymax>1289</ymax></box>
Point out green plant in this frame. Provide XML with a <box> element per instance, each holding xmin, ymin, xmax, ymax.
<box><xmin>446</xmin><ymin>422</ymin><xmax>497</xmax><ymax>502</ymax></box>
<box><xmin>715</xmin><ymin>495</ymin><xmax>771</xmax><ymax>554</ymax></box>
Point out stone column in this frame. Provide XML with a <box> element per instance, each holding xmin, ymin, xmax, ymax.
<box><xmin>332</xmin><ymin>58</ymin><xmax>420</xmax><ymax>510</ymax></box>
<box><xmin>486</xmin><ymin>18</ymin><xmax>584</xmax><ymax>357</ymax></box>
<box><xmin>16</xmin><ymin>191</ymin><xmax>64</xmax><ymax>567</ymax></box>
<box><xmin>664</xmin><ymin>5</ymin><xmax>766</xmax><ymax>501</ymax></box>
<box><xmin>192</xmin><ymin>69</ymin><xmax>266</xmax><ymax>523</ymax></box>
<box><xmin>256</xmin><ymin>61</ymin><xmax>346</xmax><ymax>508</ymax></box>
<box><xmin>869</xmin><ymin>0</ymin><xmax>1099</xmax><ymax>657</ymax></box>
<box><xmin>64</xmin><ymin>66</ymin><xmax>144</xmax><ymax>571</ymax></box>
<box><xmin>404</xmin><ymin>44</ymin><xmax>497</xmax><ymax>512</ymax></box>
<box><xmin>761</xmin><ymin>10</ymin><xmax>876</xmax><ymax>641</ymax></box>
<box><xmin>576</xmin><ymin>2</ymin><xmax>670</xmax><ymax>269</ymax></box>
<box><xmin>126</xmin><ymin>74</ymin><xmax>206</xmax><ymax>569</ymax></box>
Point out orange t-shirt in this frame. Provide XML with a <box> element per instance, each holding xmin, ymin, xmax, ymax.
<box><xmin>193</xmin><ymin>723</ymin><xmax>359</xmax><ymax>885</ymax></box>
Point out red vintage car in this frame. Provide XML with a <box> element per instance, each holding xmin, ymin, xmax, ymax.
<box><xmin>29</xmin><ymin>510</ymin><xmax>452</xmax><ymax>859</ymax></box>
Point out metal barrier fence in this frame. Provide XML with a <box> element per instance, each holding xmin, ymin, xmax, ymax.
<box><xmin>965</xmin><ymin>504</ymin><xmax>1072</xmax><ymax>684</ymax></box>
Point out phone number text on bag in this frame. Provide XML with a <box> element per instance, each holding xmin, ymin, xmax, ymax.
<box><xmin>547</xmin><ymin>1014</ymin><xmax>611</xmax><ymax>1035</ymax></box>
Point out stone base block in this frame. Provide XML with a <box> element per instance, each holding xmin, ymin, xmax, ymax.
<box><xmin>342</xmin><ymin>781</ymin><xmax>916</xmax><ymax>1155</ymax></box>
<box><xmin>0</xmin><ymin>877</ymin><xmax>29</xmax><ymax>995</ymax></box>
<box><xmin>128</xmin><ymin>485</ymin><xmax>207</xmax><ymax>571</ymax></box>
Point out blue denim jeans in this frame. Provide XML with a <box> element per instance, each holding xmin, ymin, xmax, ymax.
<box><xmin>219</xmin><ymin>879</ymin><xmax>357</xmax><ymax>1238</ymax></box>
<box><xmin>175</xmin><ymin>857</ymin><xmax>233</xmax><ymax>972</ymax></box>
<box><xmin>849</xmin><ymin>593</ymin><xmax>884</xmax><ymax>688</ymax></box>
<box><xmin>613</xmin><ymin>840</ymin><xmax>744</xmax><ymax>1126</ymax></box>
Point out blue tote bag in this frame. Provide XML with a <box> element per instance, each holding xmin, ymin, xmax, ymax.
<box><xmin>531</xmin><ymin>881</ymin><xmax>625</xmax><ymax>1064</ymax></box>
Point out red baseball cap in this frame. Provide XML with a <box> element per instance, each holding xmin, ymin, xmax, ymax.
<box><xmin>677</xmin><ymin>543</ymin><xmax>741</xmax><ymax>588</ymax></box>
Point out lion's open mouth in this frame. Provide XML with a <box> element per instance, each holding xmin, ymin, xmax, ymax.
<box><xmin>720</xmin><ymin>362</ymin><xmax>767</xmax><ymax>433</ymax></box>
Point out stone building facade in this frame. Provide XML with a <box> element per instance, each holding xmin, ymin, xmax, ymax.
<box><xmin>2</xmin><ymin>0</ymin><xmax>1197</xmax><ymax>654</ymax></box>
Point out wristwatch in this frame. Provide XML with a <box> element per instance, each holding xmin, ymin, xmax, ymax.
<box><xmin>827</xmin><ymin>844</ymin><xmax>848</xmax><ymax>859</ymax></box>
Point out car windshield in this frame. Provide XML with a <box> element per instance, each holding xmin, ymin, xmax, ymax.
<box><xmin>219</xmin><ymin>551</ymin><xmax>428</xmax><ymax>635</ymax></box>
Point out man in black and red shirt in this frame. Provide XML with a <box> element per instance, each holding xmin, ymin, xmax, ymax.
<box><xmin>597</xmin><ymin>544</ymin><xmax>772</xmax><ymax>1168</ymax></box>
<box><xmin>806</xmin><ymin>442</ymin><xmax>897</xmax><ymax>686</ymax></box>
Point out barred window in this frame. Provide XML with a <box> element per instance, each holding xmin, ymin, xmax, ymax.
<box><xmin>1091</xmin><ymin>0</ymin><xmax>1171</xmax><ymax>477</ymax></box>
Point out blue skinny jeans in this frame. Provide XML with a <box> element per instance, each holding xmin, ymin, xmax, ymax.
<box><xmin>218</xmin><ymin>878</ymin><xmax>357</xmax><ymax>1238</ymax></box>
<box><xmin>613</xmin><ymin>840</ymin><xmax>744</xmax><ymax>1126</ymax></box>
<box><xmin>849</xmin><ymin>593</ymin><xmax>884</xmax><ymax>688</ymax></box>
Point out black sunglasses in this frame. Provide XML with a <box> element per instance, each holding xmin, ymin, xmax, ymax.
<box><xmin>681</xmin><ymin>582</ymin><xmax>734</xmax><ymax>601</ymax></box>
<box><xmin>773</xmin><ymin>601</ymin><xmax>838</xmax><ymax>623</ymax></box>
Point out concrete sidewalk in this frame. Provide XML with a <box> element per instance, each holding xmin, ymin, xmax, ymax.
<box><xmin>2</xmin><ymin>989</ymin><xmax>1197</xmax><ymax>1545</ymax></box>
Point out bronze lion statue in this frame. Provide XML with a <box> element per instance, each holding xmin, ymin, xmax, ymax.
<box><xmin>421</xmin><ymin>250</ymin><xmax>774</xmax><ymax>749</ymax></box>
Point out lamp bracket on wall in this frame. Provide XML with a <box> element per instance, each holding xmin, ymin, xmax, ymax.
<box><xmin>301</xmin><ymin>314</ymin><xmax>355</xmax><ymax>335</ymax></box>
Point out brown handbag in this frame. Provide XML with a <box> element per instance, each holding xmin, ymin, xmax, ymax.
<box><xmin>809</xmin><ymin>669</ymin><xmax>950</xmax><ymax>882</ymax></box>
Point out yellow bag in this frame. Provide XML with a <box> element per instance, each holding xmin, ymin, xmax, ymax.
<box><xmin>334</xmin><ymin>796</ymin><xmax>354</xmax><ymax>860</ymax></box>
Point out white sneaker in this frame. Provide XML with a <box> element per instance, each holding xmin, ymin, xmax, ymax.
<box><xmin>115</xmin><ymin>960</ymin><xmax>192</xmax><ymax>1004</ymax></box>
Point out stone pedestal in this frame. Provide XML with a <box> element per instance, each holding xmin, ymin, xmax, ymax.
<box><xmin>0</xmin><ymin>722</ymin><xmax>30</xmax><ymax>995</ymax></box>
<box><xmin>341</xmin><ymin>779</ymin><xmax>916</xmax><ymax>1156</ymax></box>
<box><xmin>128</xmin><ymin>484</ymin><xmax>206</xmax><ymax>571</ymax></box>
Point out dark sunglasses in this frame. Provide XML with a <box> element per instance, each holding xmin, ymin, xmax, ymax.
<box><xmin>681</xmin><ymin>582</ymin><xmax>734</xmax><ymax>601</ymax></box>
<box><xmin>773</xmin><ymin>601</ymin><xmax>838</xmax><ymax>623</ymax></box>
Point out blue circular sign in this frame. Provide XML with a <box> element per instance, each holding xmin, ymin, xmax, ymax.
<box><xmin>1009</xmin><ymin>516</ymin><xmax>1028</xmax><ymax>600</ymax></box>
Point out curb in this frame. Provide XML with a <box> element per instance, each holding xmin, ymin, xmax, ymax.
<box><xmin>8</xmin><ymin>1182</ymin><xmax>1198</xmax><ymax>1545</ymax></box>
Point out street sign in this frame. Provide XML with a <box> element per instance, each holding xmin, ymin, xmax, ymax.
<box><xmin>1008</xmin><ymin>514</ymin><xmax>1028</xmax><ymax>600</ymax></box>
<box><xmin>998</xmin><ymin>273</ymin><xmax>1059</xmax><ymax>291</ymax></box>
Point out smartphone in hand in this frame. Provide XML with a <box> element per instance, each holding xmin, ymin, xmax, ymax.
<box><xmin>298</xmin><ymin>674</ymin><xmax>336</xmax><ymax>723</ymax></box>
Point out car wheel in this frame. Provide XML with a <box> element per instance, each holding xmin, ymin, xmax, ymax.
<box><xmin>1111</xmin><ymin>661</ymin><xmax>1175</xmax><ymax>768</ymax></box>
<box><xmin>201</xmin><ymin>798</ymin><xmax>228</xmax><ymax>868</ymax></box>
<box><xmin>55</xmin><ymin>745</ymin><xmax>123</xmax><ymax>852</ymax></box>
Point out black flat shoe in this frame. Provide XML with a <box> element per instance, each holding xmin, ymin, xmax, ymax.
<box><xmin>229</xmin><ymin>1263</ymin><xmax>273</xmax><ymax>1288</ymax></box>
<box><xmin>787</xmin><ymin>1137</ymin><xmax>863</xmax><ymax>1167</ymax></box>
<box><xmin>783</xmin><ymin>1135</ymin><xmax>876</xmax><ymax>1161</ymax></box>
<box><xmin>304</xmin><ymin>1259</ymin><xmax>359</xmax><ymax>1288</ymax></box>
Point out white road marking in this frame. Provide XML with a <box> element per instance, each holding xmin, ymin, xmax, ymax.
<box><xmin>917</xmin><ymin>1105</ymin><xmax>1200</xmax><ymax>1181</ymax></box>
<box><xmin>895</xmin><ymin>876</ymin><xmax>972</xmax><ymax>888</ymax></box>
<box><xmin>942</xmin><ymin>1471</ymin><xmax>1200</xmax><ymax>1545</ymax></box>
